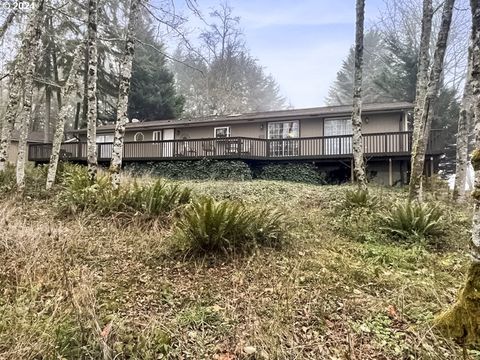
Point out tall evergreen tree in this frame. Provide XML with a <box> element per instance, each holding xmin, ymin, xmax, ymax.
<box><xmin>127</xmin><ymin>17</ymin><xmax>184</xmax><ymax>121</ymax></box>
<box><xmin>326</xmin><ymin>31</ymin><xmax>390</xmax><ymax>105</ymax></box>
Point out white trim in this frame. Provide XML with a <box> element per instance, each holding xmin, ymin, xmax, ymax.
<box><xmin>214</xmin><ymin>126</ymin><xmax>231</xmax><ymax>138</ymax></box>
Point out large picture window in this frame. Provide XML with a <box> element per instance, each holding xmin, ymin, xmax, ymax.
<box><xmin>267</xmin><ymin>121</ymin><xmax>299</xmax><ymax>156</ymax></box>
<box><xmin>214</xmin><ymin>126</ymin><xmax>231</xmax><ymax>138</ymax></box>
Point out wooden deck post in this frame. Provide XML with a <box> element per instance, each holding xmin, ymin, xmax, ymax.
<box><xmin>388</xmin><ymin>158</ymin><xmax>393</xmax><ymax>186</ymax></box>
<box><xmin>351</xmin><ymin>159</ymin><xmax>354</xmax><ymax>183</ymax></box>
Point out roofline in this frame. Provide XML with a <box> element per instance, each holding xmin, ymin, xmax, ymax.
<box><xmin>68</xmin><ymin>102</ymin><xmax>413</xmax><ymax>134</ymax></box>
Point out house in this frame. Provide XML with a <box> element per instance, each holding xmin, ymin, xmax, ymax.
<box><xmin>28</xmin><ymin>102</ymin><xmax>443</xmax><ymax>185</ymax></box>
<box><xmin>8</xmin><ymin>130</ymin><xmax>47</xmax><ymax>164</ymax></box>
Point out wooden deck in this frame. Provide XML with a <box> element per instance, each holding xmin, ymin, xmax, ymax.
<box><xmin>28</xmin><ymin>130</ymin><xmax>443</xmax><ymax>163</ymax></box>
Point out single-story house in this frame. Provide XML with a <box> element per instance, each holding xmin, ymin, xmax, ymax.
<box><xmin>28</xmin><ymin>102</ymin><xmax>443</xmax><ymax>185</ymax></box>
<box><xmin>8</xmin><ymin>130</ymin><xmax>47</xmax><ymax>164</ymax></box>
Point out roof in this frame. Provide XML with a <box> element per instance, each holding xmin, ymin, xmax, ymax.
<box><xmin>69</xmin><ymin>102</ymin><xmax>413</xmax><ymax>134</ymax></box>
<box><xmin>10</xmin><ymin>130</ymin><xmax>49</xmax><ymax>143</ymax></box>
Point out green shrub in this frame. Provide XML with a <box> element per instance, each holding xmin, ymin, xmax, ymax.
<box><xmin>255</xmin><ymin>163</ymin><xmax>325</xmax><ymax>184</ymax></box>
<box><xmin>58</xmin><ymin>165</ymin><xmax>191</xmax><ymax>217</ymax></box>
<box><xmin>343</xmin><ymin>188</ymin><xmax>378</xmax><ymax>210</ymax></box>
<box><xmin>126</xmin><ymin>159</ymin><xmax>253</xmax><ymax>181</ymax></box>
<box><xmin>0</xmin><ymin>164</ymin><xmax>15</xmax><ymax>194</ymax></box>
<box><xmin>173</xmin><ymin>197</ymin><xmax>288</xmax><ymax>254</ymax></box>
<box><xmin>380</xmin><ymin>201</ymin><xmax>444</xmax><ymax>240</ymax></box>
<box><xmin>0</xmin><ymin>164</ymin><xmax>49</xmax><ymax>198</ymax></box>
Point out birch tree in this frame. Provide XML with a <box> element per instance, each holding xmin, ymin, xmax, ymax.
<box><xmin>0</xmin><ymin>0</ymin><xmax>44</xmax><ymax>172</ymax></box>
<box><xmin>436</xmin><ymin>0</ymin><xmax>480</xmax><ymax>344</ymax></box>
<box><xmin>453</xmin><ymin>40</ymin><xmax>474</xmax><ymax>202</ymax></box>
<box><xmin>351</xmin><ymin>0</ymin><xmax>367</xmax><ymax>190</ymax></box>
<box><xmin>0</xmin><ymin>9</ymin><xmax>17</xmax><ymax>41</ymax></box>
<box><xmin>411</xmin><ymin>0</ymin><xmax>433</xmax><ymax>163</ymax></box>
<box><xmin>16</xmin><ymin>1</ymin><xmax>45</xmax><ymax>189</ymax></box>
<box><xmin>109</xmin><ymin>0</ymin><xmax>140</xmax><ymax>188</ymax></box>
<box><xmin>46</xmin><ymin>43</ymin><xmax>84</xmax><ymax>190</ymax></box>
<box><xmin>86</xmin><ymin>0</ymin><xmax>98</xmax><ymax>181</ymax></box>
<box><xmin>409</xmin><ymin>0</ymin><xmax>455</xmax><ymax>201</ymax></box>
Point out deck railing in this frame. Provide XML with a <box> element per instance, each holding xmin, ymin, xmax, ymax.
<box><xmin>28</xmin><ymin>130</ymin><xmax>443</xmax><ymax>162</ymax></box>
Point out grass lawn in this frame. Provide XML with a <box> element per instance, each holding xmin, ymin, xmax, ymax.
<box><xmin>0</xmin><ymin>179</ymin><xmax>476</xmax><ymax>359</ymax></box>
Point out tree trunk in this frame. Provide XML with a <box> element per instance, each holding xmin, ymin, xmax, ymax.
<box><xmin>453</xmin><ymin>40</ymin><xmax>474</xmax><ymax>202</ymax></box>
<box><xmin>109</xmin><ymin>0</ymin><xmax>140</xmax><ymax>188</ymax></box>
<box><xmin>351</xmin><ymin>0</ymin><xmax>367</xmax><ymax>190</ymax></box>
<box><xmin>86</xmin><ymin>0</ymin><xmax>98</xmax><ymax>182</ymax></box>
<box><xmin>409</xmin><ymin>0</ymin><xmax>455</xmax><ymax>201</ymax></box>
<box><xmin>411</xmin><ymin>0</ymin><xmax>433</xmax><ymax>154</ymax></box>
<box><xmin>0</xmin><ymin>9</ymin><xmax>17</xmax><ymax>41</ymax></box>
<box><xmin>0</xmin><ymin>0</ymin><xmax>44</xmax><ymax>172</ymax></box>
<box><xmin>16</xmin><ymin>1</ymin><xmax>45</xmax><ymax>188</ymax></box>
<box><xmin>46</xmin><ymin>43</ymin><xmax>84</xmax><ymax>190</ymax></box>
<box><xmin>435</xmin><ymin>1</ymin><xmax>480</xmax><ymax>344</ymax></box>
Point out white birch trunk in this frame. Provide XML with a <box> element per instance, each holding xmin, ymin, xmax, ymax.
<box><xmin>109</xmin><ymin>0</ymin><xmax>140</xmax><ymax>189</ymax></box>
<box><xmin>470</xmin><ymin>0</ymin><xmax>480</xmax><ymax>264</ymax></box>
<box><xmin>0</xmin><ymin>9</ymin><xmax>17</xmax><ymax>41</ymax></box>
<box><xmin>411</xmin><ymin>0</ymin><xmax>433</xmax><ymax>158</ymax></box>
<box><xmin>46</xmin><ymin>43</ymin><xmax>85</xmax><ymax>190</ymax></box>
<box><xmin>436</xmin><ymin>2</ymin><xmax>480</xmax><ymax>344</ymax></box>
<box><xmin>351</xmin><ymin>0</ymin><xmax>367</xmax><ymax>189</ymax></box>
<box><xmin>409</xmin><ymin>0</ymin><xmax>455</xmax><ymax>201</ymax></box>
<box><xmin>0</xmin><ymin>0</ymin><xmax>44</xmax><ymax>172</ymax></box>
<box><xmin>86</xmin><ymin>0</ymin><xmax>98</xmax><ymax>182</ymax></box>
<box><xmin>453</xmin><ymin>41</ymin><xmax>473</xmax><ymax>202</ymax></box>
<box><xmin>16</xmin><ymin>1</ymin><xmax>44</xmax><ymax>189</ymax></box>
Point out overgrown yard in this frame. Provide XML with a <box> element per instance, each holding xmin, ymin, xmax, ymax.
<box><xmin>0</xmin><ymin>173</ymin><xmax>476</xmax><ymax>359</ymax></box>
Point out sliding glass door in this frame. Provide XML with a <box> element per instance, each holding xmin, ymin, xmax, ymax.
<box><xmin>324</xmin><ymin>118</ymin><xmax>352</xmax><ymax>155</ymax></box>
<box><xmin>267</xmin><ymin>121</ymin><xmax>299</xmax><ymax>156</ymax></box>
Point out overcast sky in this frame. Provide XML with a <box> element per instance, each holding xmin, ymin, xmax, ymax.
<box><xmin>171</xmin><ymin>0</ymin><xmax>386</xmax><ymax>109</ymax></box>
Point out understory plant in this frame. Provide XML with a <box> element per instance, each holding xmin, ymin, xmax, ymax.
<box><xmin>57</xmin><ymin>164</ymin><xmax>191</xmax><ymax>217</ymax></box>
<box><xmin>342</xmin><ymin>187</ymin><xmax>378</xmax><ymax>210</ymax></box>
<box><xmin>380</xmin><ymin>200</ymin><xmax>444</xmax><ymax>241</ymax></box>
<box><xmin>173</xmin><ymin>197</ymin><xmax>289</xmax><ymax>254</ymax></box>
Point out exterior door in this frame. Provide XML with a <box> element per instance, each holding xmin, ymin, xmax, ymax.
<box><xmin>324</xmin><ymin>118</ymin><xmax>352</xmax><ymax>155</ymax></box>
<box><xmin>163</xmin><ymin>129</ymin><xmax>174</xmax><ymax>157</ymax></box>
<box><xmin>267</xmin><ymin>121</ymin><xmax>299</xmax><ymax>156</ymax></box>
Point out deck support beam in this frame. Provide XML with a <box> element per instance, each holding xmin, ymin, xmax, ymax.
<box><xmin>351</xmin><ymin>159</ymin><xmax>354</xmax><ymax>183</ymax></box>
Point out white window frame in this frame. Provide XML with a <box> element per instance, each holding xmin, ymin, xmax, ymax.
<box><xmin>214</xmin><ymin>126</ymin><xmax>231</xmax><ymax>138</ymax></box>
<box><xmin>153</xmin><ymin>130</ymin><xmax>162</xmax><ymax>141</ymax></box>
<box><xmin>134</xmin><ymin>132</ymin><xmax>144</xmax><ymax>142</ymax></box>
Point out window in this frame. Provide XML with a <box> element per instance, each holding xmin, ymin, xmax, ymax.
<box><xmin>267</xmin><ymin>121</ymin><xmax>299</xmax><ymax>139</ymax></box>
<box><xmin>214</xmin><ymin>126</ymin><xmax>231</xmax><ymax>138</ymax></box>
<box><xmin>267</xmin><ymin>121</ymin><xmax>299</xmax><ymax>156</ymax></box>
<box><xmin>96</xmin><ymin>135</ymin><xmax>113</xmax><ymax>143</ymax></box>
<box><xmin>324</xmin><ymin>118</ymin><xmax>352</xmax><ymax>155</ymax></box>
<box><xmin>153</xmin><ymin>130</ymin><xmax>162</xmax><ymax>141</ymax></box>
<box><xmin>134</xmin><ymin>132</ymin><xmax>144</xmax><ymax>142</ymax></box>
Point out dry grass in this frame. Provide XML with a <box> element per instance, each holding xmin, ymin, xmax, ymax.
<box><xmin>0</xmin><ymin>180</ymin><xmax>476</xmax><ymax>359</ymax></box>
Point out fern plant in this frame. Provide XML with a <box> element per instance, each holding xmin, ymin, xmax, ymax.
<box><xmin>174</xmin><ymin>197</ymin><xmax>288</xmax><ymax>254</ymax></box>
<box><xmin>380</xmin><ymin>201</ymin><xmax>444</xmax><ymax>240</ymax></box>
<box><xmin>343</xmin><ymin>188</ymin><xmax>378</xmax><ymax>210</ymax></box>
<box><xmin>57</xmin><ymin>165</ymin><xmax>191</xmax><ymax>217</ymax></box>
